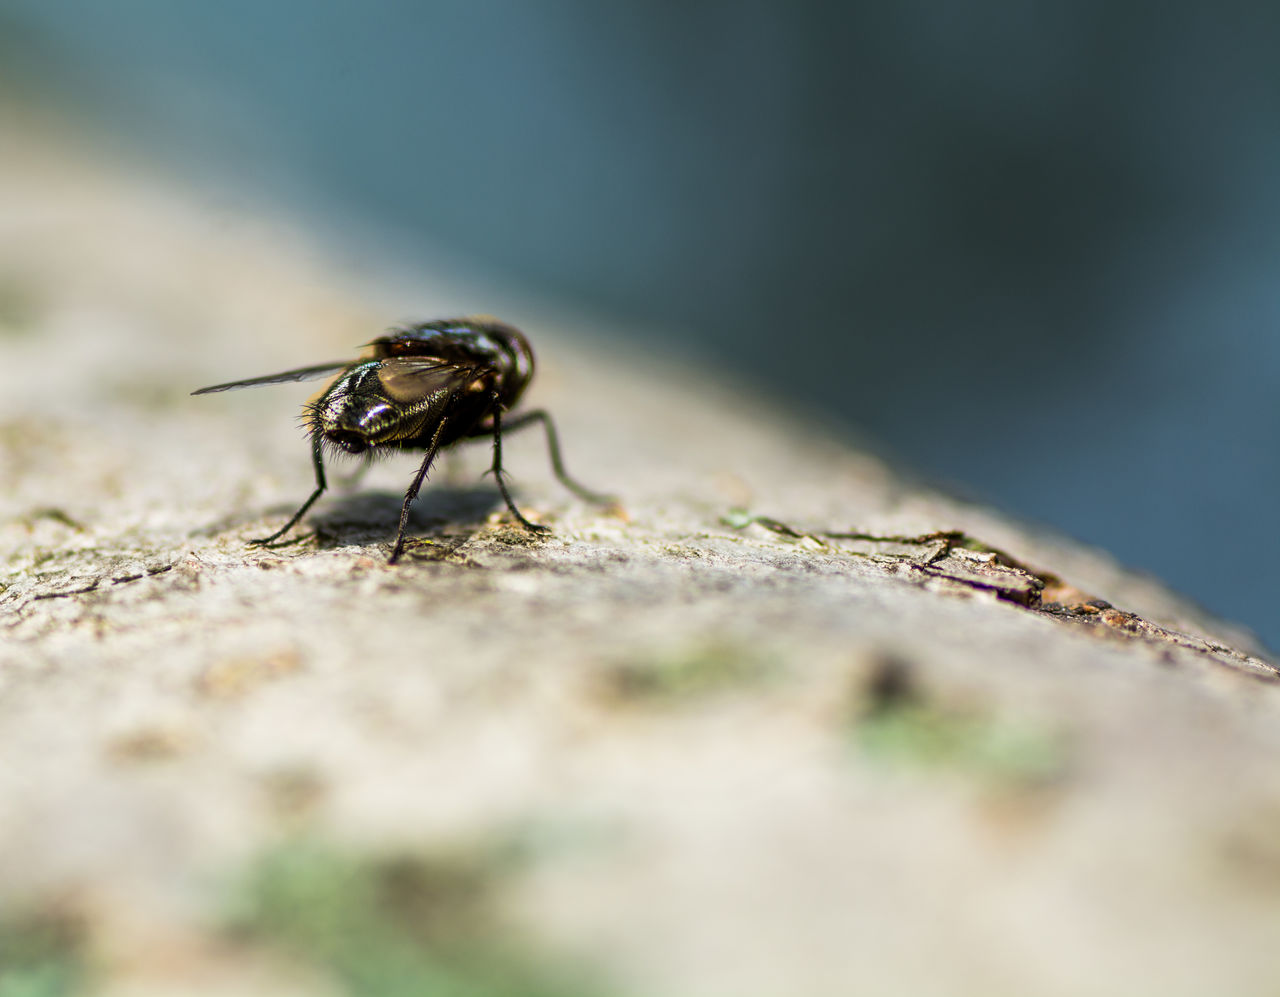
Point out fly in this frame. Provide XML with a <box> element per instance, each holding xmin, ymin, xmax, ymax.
<box><xmin>194</xmin><ymin>317</ymin><xmax>612</xmax><ymax>562</ymax></box>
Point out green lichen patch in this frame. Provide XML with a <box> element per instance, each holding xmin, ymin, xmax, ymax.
<box><xmin>851</xmin><ymin>657</ymin><xmax>1067</xmax><ymax>787</ymax></box>
<box><xmin>0</xmin><ymin>279</ymin><xmax>40</xmax><ymax>336</ymax></box>
<box><xmin>718</xmin><ymin>508</ymin><xmax>755</xmax><ymax>530</ymax></box>
<box><xmin>0</xmin><ymin>907</ymin><xmax>85</xmax><ymax>997</ymax></box>
<box><xmin>226</xmin><ymin>840</ymin><xmax>605</xmax><ymax>997</ymax></box>
<box><xmin>600</xmin><ymin>641</ymin><xmax>776</xmax><ymax>703</ymax></box>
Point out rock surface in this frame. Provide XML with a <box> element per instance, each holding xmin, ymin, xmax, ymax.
<box><xmin>2</xmin><ymin>107</ymin><xmax>1278</xmax><ymax>996</ymax></box>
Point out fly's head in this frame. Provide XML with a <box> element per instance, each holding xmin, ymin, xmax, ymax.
<box><xmin>310</xmin><ymin>362</ymin><xmax>406</xmax><ymax>455</ymax></box>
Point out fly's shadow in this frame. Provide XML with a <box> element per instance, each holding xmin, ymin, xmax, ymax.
<box><xmin>306</xmin><ymin>483</ymin><xmax>505</xmax><ymax>550</ymax></box>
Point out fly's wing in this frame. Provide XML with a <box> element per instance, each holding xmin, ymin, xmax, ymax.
<box><xmin>367</xmin><ymin>324</ymin><xmax>457</xmax><ymax>358</ymax></box>
<box><xmin>375</xmin><ymin>357</ymin><xmax>480</xmax><ymax>404</ymax></box>
<box><xmin>366</xmin><ymin>320</ymin><xmax>499</xmax><ymax>364</ymax></box>
<box><xmin>191</xmin><ymin>362</ymin><xmax>351</xmax><ymax>395</ymax></box>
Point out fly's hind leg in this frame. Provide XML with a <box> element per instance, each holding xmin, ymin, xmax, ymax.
<box><xmin>497</xmin><ymin>409</ymin><xmax>616</xmax><ymax>506</ymax></box>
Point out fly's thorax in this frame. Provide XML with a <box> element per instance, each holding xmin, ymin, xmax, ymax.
<box><xmin>363</xmin><ymin>319</ymin><xmax>534</xmax><ymax>412</ymax></box>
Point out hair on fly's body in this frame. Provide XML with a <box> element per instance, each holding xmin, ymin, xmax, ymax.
<box><xmin>193</xmin><ymin>317</ymin><xmax>613</xmax><ymax>563</ymax></box>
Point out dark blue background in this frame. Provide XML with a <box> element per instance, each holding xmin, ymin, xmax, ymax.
<box><xmin>3</xmin><ymin>2</ymin><xmax>1276</xmax><ymax>646</ymax></box>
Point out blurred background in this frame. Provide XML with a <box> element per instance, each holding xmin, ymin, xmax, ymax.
<box><xmin>1</xmin><ymin>1</ymin><xmax>1276</xmax><ymax>647</ymax></box>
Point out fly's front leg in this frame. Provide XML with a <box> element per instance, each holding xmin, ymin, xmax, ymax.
<box><xmin>487</xmin><ymin>394</ymin><xmax>551</xmax><ymax>534</ymax></box>
<box><xmin>251</xmin><ymin>432</ymin><xmax>327</xmax><ymax>546</ymax></box>
<box><xmin>388</xmin><ymin>415</ymin><xmax>450</xmax><ymax>563</ymax></box>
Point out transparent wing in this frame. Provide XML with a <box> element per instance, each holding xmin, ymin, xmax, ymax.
<box><xmin>191</xmin><ymin>362</ymin><xmax>351</xmax><ymax>395</ymax></box>
<box><xmin>366</xmin><ymin>319</ymin><xmax>504</xmax><ymax>363</ymax></box>
<box><xmin>376</xmin><ymin>358</ymin><xmax>478</xmax><ymax>403</ymax></box>
<box><xmin>366</xmin><ymin>318</ymin><xmax>476</xmax><ymax>354</ymax></box>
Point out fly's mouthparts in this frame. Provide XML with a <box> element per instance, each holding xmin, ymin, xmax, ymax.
<box><xmin>325</xmin><ymin>430</ymin><xmax>368</xmax><ymax>454</ymax></box>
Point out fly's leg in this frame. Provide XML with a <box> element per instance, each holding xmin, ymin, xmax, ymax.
<box><xmin>496</xmin><ymin>409</ymin><xmax>616</xmax><ymax>505</ymax></box>
<box><xmin>251</xmin><ymin>432</ymin><xmax>327</xmax><ymax>546</ymax></box>
<box><xmin>388</xmin><ymin>415</ymin><xmax>450</xmax><ymax>563</ymax></box>
<box><xmin>486</xmin><ymin>396</ymin><xmax>551</xmax><ymax>533</ymax></box>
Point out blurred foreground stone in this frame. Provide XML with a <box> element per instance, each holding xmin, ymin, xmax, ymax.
<box><xmin>1</xmin><ymin>106</ymin><xmax>1278</xmax><ymax>997</ymax></box>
